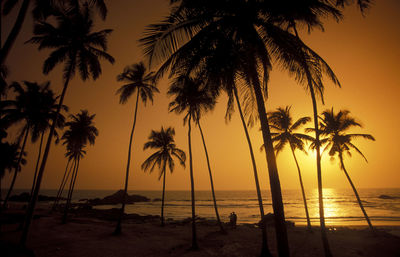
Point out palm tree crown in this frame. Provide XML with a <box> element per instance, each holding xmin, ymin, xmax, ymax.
<box><xmin>319</xmin><ymin>108</ymin><xmax>375</xmax><ymax>161</ymax></box>
<box><xmin>62</xmin><ymin>110</ymin><xmax>98</xmax><ymax>153</ymax></box>
<box><xmin>168</xmin><ymin>75</ymin><xmax>216</xmax><ymax>123</ymax></box>
<box><xmin>27</xmin><ymin>4</ymin><xmax>115</xmax><ymax>80</ymax></box>
<box><xmin>116</xmin><ymin>62</ymin><xmax>159</xmax><ymax>105</ymax></box>
<box><xmin>267</xmin><ymin>106</ymin><xmax>314</xmax><ymax>154</ymax></box>
<box><xmin>142</xmin><ymin>127</ymin><xmax>186</xmax><ymax>179</ymax></box>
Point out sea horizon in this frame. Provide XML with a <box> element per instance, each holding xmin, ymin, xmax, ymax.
<box><xmin>3</xmin><ymin>187</ymin><xmax>400</xmax><ymax>227</ymax></box>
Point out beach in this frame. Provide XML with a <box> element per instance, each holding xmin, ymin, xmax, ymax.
<box><xmin>1</xmin><ymin>206</ymin><xmax>400</xmax><ymax>257</ymax></box>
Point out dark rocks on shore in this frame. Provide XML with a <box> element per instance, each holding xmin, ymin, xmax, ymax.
<box><xmin>84</xmin><ymin>190</ymin><xmax>150</xmax><ymax>205</ymax></box>
<box><xmin>379</xmin><ymin>194</ymin><xmax>398</xmax><ymax>199</ymax></box>
<box><xmin>259</xmin><ymin>213</ymin><xmax>295</xmax><ymax>227</ymax></box>
<box><xmin>9</xmin><ymin>192</ymin><xmax>61</xmax><ymax>202</ymax></box>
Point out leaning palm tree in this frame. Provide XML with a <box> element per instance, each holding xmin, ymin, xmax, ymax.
<box><xmin>60</xmin><ymin>110</ymin><xmax>98</xmax><ymax>223</ymax></box>
<box><xmin>21</xmin><ymin>4</ymin><xmax>114</xmax><ymax>245</ymax></box>
<box><xmin>114</xmin><ymin>62</ymin><xmax>159</xmax><ymax>235</ymax></box>
<box><xmin>168</xmin><ymin>74</ymin><xmax>221</xmax><ymax>249</ymax></box>
<box><xmin>264</xmin><ymin>106</ymin><xmax>314</xmax><ymax>230</ymax></box>
<box><xmin>318</xmin><ymin>108</ymin><xmax>375</xmax><ymax>232</ymax></box>
<box><xmin>141</xmin><ymin>126</ymin><xmax>186</xmax><ymax>226</ymax></box>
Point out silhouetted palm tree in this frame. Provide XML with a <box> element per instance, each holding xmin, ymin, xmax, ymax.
<box><xmin>0</xmin><ymin>0</ymin><xmax>108</xmax><ymax>65</ymax></box>
<box><xmin>319</xmin><ymin>108</ymin><xmax>375</xmax><ymax>232</ymax></box>
<box><xmin>142</xmin><ymin>126</ymin><xmax>186</xmax><ymax>226</ymax></box>
<box><xmin>114</xmin><ymin>62</ymin><xmax>159</xmax><ymax>235</ymax></box>
<box><xmin>2</xmin><ymin>81</ymin><xmax>65</xmax><ymax>208</ymax></box>
<box><xmin>163</xmin><ymin>32</ymin><xmax>272</xmax><ymax>255</ymax></box>
<box><xmin>21</xmin><ymin>4</ymin><xmax>114</xmax><ymax>245</ymax></box>
<box><xmin>61</xmin><ymin>110</ymin><xmax>98</xmax><ymax>223</ymax></box>
<box><xmin>168</xmin><ymin>74</ymin><xmax>221</xmax><ymax>248</ymax></box>
<box><xmin>0</xmin><ymin>130</ymin><xmax>27</xmax><ymax>204</ymax></box>
<box><xmin>264</xmin><ymin>106</ymin><xmax>314</xmax><ymax>230</ymax></box>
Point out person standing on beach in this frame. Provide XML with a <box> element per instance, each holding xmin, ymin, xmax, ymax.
<box><xmin>230</xmin><ymin>212</ymin><xmax>237</xmax><ymax>229</ymax></box>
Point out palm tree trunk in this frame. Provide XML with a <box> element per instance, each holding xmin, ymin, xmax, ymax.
<box><xmin>29</xmin><ymin>132</ymin><xmax>45</xmax><ymax>202</ymax></box>
<box><xmin>339</xmin><ymin>153</ymin><xmax>374</xmax><ymax>232</ymax></box>
<box><xmin>250</xmin><ymin>69</ymin><xmax>289</xmax><ymax>257</ymax></box>
<box><xmin>289</xmin><ymin>145</ymin><xmax>311</xmax><ymax>230</ymax></box>
<box><xmin>114</xmin><ymin>90</ymin><xmax>140</xmax><ymax>235</ymax></box>
<box><xmin>52</xmin><ymin>160</ymin><xmax>72</xmax><ymax>211</ymax></box>
<box><xmin>3</xmin><ymin>125</ymin><xmax>29</xmax><ymax>209</ymax></box>
<box><xmin>161</xmin><ymin>162</ymin><xmax>167</xmax><ymax>227</ymax></box>
<box><xmin>197</xmin><ymin>120</ymin><xmax>224</xmax><ymax>233</ymax></box>
<box><xmin>0</xmin><ymin>0</ymin><xmax>30</xmax><ymax>65</ymax></box>
<box><xmin>310</xmin><ymin>81</ymin><xmax>332</xmax><ymax>257</ymax></box>
<box><xmin>188</xmin><ymin>114</ymin><xmax>198</xmax><ymax>250</ymax></box>
<box><xmin>233</xmin><ymin>85</ymin><xmax>272</xmax><ymax>257</ymax></box>
<box><xmin>20</xmin><ymin>62</ymin><xmax>74</xmax><ymax>245</ymax></box>
<box><xmin>62</xmin><ymin>159</ymin><xmax>78</xmax><ymax>224</ymax></box>
<box><xmin>292</xmin><ymin>25</ymin><xmax>331</xmax><ymax>257</ymax></box>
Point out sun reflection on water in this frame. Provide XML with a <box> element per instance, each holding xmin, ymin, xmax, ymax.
<box><xmin>310</xmin><ymin>188</ymin><xmax>346</xmax><ymax>226</ymax></box>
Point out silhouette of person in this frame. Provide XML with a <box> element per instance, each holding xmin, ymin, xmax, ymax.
<box><xmin>229</xmin><ymin>212</ymin><xmax>237</xmax><ymax>228</ymax></box>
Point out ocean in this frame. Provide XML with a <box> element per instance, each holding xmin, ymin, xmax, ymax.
<box><xmin>5</xmin><ymin>188</ymin><xmax>400</xmax><ymax>226</ymax></box>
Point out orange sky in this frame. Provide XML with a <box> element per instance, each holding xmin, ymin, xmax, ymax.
<box><xmin>2</xmin><ymin>0</ymin><xmax>400</xmax><ymax>192</ymax></box>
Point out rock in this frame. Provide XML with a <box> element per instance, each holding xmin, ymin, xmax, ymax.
<box><xmin>258</xmin><ymin>213</ymin><xmax>295</xmax><ymax>227</ymax></box>
<box><xmin>86</xmin><ymin>190</ymin><xmax>150</xmax><ymax>205</ymax></box>
<box><xmin>379</xmin><ymin>194</ymin><xmax>398</xmax><ymax>199</ymax></box>
<box><xmin>152</xmin><ymin>198</ymin><xmax>161</xmax><ymax>202</ymax></box>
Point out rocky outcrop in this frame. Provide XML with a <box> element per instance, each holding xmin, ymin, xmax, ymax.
<box><xmin>85</xmin><ymin>190</ymin><xmax>150</xmax><ymax>205</ymax></box>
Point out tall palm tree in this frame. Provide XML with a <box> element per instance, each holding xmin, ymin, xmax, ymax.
<box><xmin>168</xmin><ymin>74</ymin><xmax>221</xmax><ymax>248</ymax></box>
<box><xmin>2</xmin><ymin>81</ymin><xmax>65</xmax><ymax>209</ymax></box>
<box><xmin>114</xmin><ymin>62</ymin><xmax>159</xmax><ymax>235</ymax></box>
<box><xmin>265</xmin><ymin>106</ymin><xmax>314</xmax><ymax>230</ymax></box>
<box><xmin>141</xmin><ymin>126</ymin><xmax>186</xmax><ymax>226</ymax></box>
<box><xmin>318</xmin><ymin>108</ymin><xmax>375</xmax><ymax>232</ymax></box>
<box><xmin>21</xmin><ymin>4</ymin><xmax>114</xmax><ymax>245</ymax></box>
<box><xmin>0</xmin><ymin>0</ymin><xmax>108</xmax><ymax>65</ymax></box>
<box><xmin>161</xmin><ymin>31</ymin><xmax>272</xmax><ymax>255</ymax></box>
<box><xmin>60</xmin><ymin>110</ymin><xmax>98</xmax><ymax>223</ymax></box>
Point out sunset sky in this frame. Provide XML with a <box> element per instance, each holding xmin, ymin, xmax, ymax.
<box><xmin>2</xmin><ymin>0</ymin><xmax>400</xmax><ymax>192</ymax></box>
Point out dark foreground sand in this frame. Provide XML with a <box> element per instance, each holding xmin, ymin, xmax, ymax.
<box><xmin>1</xmin><ymin>209</ymin><xmax>400</xmax><ymax>257</ymax></box>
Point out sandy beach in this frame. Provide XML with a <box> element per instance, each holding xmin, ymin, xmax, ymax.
<box><xmin>1</xmin><ymin>206</ymin><xmax>400</xmax><ymax>257</ymax></box>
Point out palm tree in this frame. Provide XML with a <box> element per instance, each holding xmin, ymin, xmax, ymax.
<box><xmin>2</xmin><ymin>81</ymin><xmax>65</xmax><ymax>209</ymax></box>
<box><xmin>0</xmin><ymin>0</ymin><xmax>108</xmax><ymax>65</ymax></box>
<box><xmin>141</xmin><ymin>126</ymin><xmax>186</xmax><ymax>226</ymax></box>
<box><xmin>161</xmin><ymin>31</ymin><xmax>272</xmax><ymax>255</ymax></box>
<box><xmin>168</xmin><ymin>74</ymin><xmax>221</xmax><ymax>248</ymax></box>
<box><xmin>60</xmin><ymin>110</ymin><xmax>98</xmax><ymax>223</ymax></box>
<box><xmin>265</xmin><ymin>106</ymin><xmax>314</xmax><ymax>230</ymax></box>
<box><xmin>114</xmin><ymin>62</ymin><xmax>159</xmax><ymax>235</ymax></box>
<box><xmin>318</xmin><ymin>108</ymin><xmax>375</xmax><ymax>232</ymax></box>
<box><xmin>21</xmin><ymin>4</ymin><xmax>114</xmax><ymax>245</ymax></box>
<box><xmin>0</xmin><ymin>130</ymin><xmax>27</xmax><ymax>205</ymax></box>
